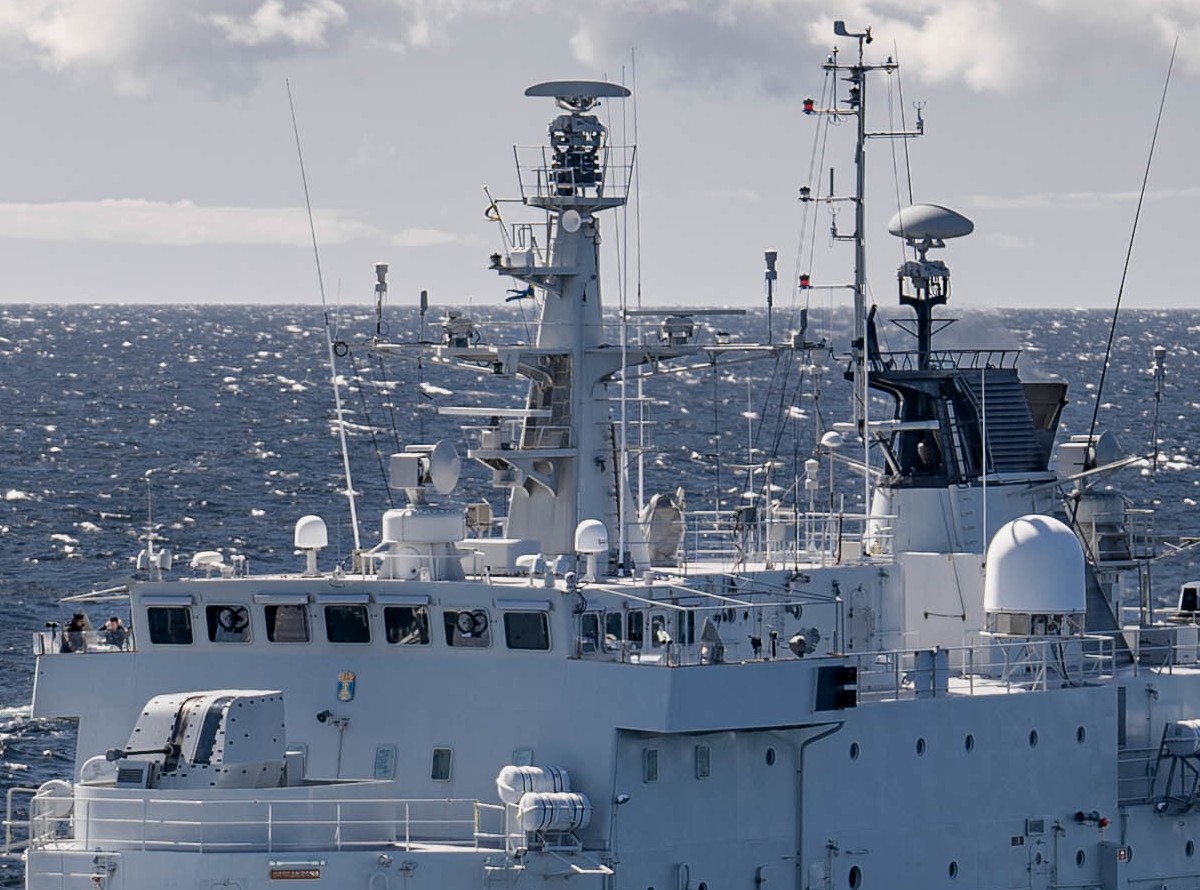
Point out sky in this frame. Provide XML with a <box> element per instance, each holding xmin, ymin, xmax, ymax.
<box><xmin>0</xmin><ymin>1</ymin><xmax>1198</xmax><ymax>311</ymax></box>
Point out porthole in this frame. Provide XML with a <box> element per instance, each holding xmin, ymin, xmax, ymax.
<box><xmin>948</xmin><ymin>861</ymin><xmax>958</xmax><ymax>879</ymax></box>
<box><xmin>1187</xmin><ymin>840</ymin><xmax>1195</xmax><ymax>858</ymax></box>
<box><xmin>1029</xmin><ymin>729</ymin><xmax>1039</xmax><ymax>748</ymax></box>
<box><xmin>849</xmin><ymin>742</ymin><xmax>861</xmax><ymax>760</ymax></box>
<box><xmin>1076</xmin><ymin>850</ymin><xmax>1086</xmax><ymax>868</ymax></box>
<box><xmin>964</xmin><ymin>734</ymin><xmax>975</xmax><ymax>752</ymax></box>
<box><xmin>698</xmin><ymin>884</ymin><xmax>708</xmax><ymax>890</ymax></box>
<box><xmin>848</xmin><ymin>865</ymin><xmax>862</xmax><ymax>889</ymax></box>
<box><xmin>1077</xmin><ymin>726</ymin><xmax>1087</xmax><ymax>744</ymax></box>
<box><xmin>765</xmin><ymin>747</ymin><xmax>777</xmax><ymax>766</ymax></box>
<box><xmin>916</xmin><ymin>737</ymin><xmax>926</xmax><ymax>756</ymax></box>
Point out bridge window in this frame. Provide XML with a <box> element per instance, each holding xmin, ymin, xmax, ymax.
<box><xmin>325</xmin><ymin>605</ymin><xmax>370</xmax><ymax>644</ymax></box>
<box><xmin>579</xmin><ymin>612</ymin><xmax>601</xmax><ymax>654</ymax></box>
<box><xmin>504</xmin><ymin>611</ymin><xmax>550</xmax><ymax>651</ymax></box>
<box><xmin>444</xmin><ymin>609</ymin><xmax>490</xmax><ymax>648</ymax></box>
<box><xmin>604</xmin><ymin>612</ymin><xmax>623</xmax><ymax>651</ymax></box>
<box><xmin>265</xmin><ymin>605</ymin><xmax>309</xmax><ymax>643</ymax></box>
<box><xmin>627</xmin><ymin>610</ymin><xmax>645</xmax><ymax>648</ymax></box>
<box><xmin>650</xmin><ymin>613</ymin><xmax>669</xmax><ymax>647</ymax></box>
<box><xmin>147</xmin><ymin>606</ymin><xmax>192</xmax><ymax>645</ymax></box>
<box><xmin>384</xmin><ymin>606</ymin><xmax>429</xmax><ymax>645</ymax></box>
<box><xmin>206</xmin><ymin>605</ymin><xmax>251</xmax><ymax>643</ymax></box>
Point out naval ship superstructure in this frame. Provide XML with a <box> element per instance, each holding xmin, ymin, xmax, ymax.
<box><xmin>8</xmin><ymin>24</ymin><xmax>1200</xmax><ymax>890</ymax></box>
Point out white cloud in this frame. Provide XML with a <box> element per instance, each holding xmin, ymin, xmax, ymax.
<box><xmin>206</xmin><ymin>0</ymin><xmax>348</xmax><ymax>48</ymax></box>
<box><xmin>0</xmin><ymin>1</ymin><xmax>1194</xmax><ymax>97</ymax></box>
<box><xmin>0</xmin><ymin>199</ymin><xmax>379</xmax><ymax>246</ymax></box>
<box><xmin>0</xmin><ymin>0</ymin><xmax>353</xmax><ymax>95</ymax></box>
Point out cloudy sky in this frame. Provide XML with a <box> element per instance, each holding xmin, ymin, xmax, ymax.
<box><xmin>0</xmin><ymin>0</ymin><xmax>1197</xmax><ymax>311</ymax></box>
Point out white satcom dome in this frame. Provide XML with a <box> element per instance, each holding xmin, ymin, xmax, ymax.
<box><xmin>574</xmin><ymin>519</ymin><xmax>608</xmax><ymax>554</ymax></box>
<box><xmin>984</xmin><ymin>515</ymin><xmax>1085</xmax><ymax>615</ymax></box>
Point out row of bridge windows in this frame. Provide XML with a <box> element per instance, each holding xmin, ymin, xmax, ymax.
<box><xmin>145</xmin><ymin>604</ymin><xmax>550</xmax><ymax>651</ymax></box>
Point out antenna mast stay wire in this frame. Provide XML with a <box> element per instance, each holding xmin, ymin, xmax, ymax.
<box><xmin>1086</xmin><ymin>38</ymin><xmax>1177</xmax><ymax>448</ymax></box>
<box><xmin>287</xmin><ymin>79</ymin><xmax>363</xmax><ymax>555</ymax></box>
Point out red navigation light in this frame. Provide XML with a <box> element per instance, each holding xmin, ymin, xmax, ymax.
<box><xmin>803</xmin><ymin>98</ymin><xmax>815</xmax><ymax>114</ymax></box>
<box><xmin>1099</xmin><ymin>817</ymin><xmax>1110</xmax><ymax>829</ymax></box>
<box><xmin>799</xmin><ymin>274</ymin><xmax>811</xmax><ymax>289</ymax></box>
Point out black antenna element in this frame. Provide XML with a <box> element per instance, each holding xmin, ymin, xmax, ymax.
<box><xmin>1086</xmin><ymin>38</ymin><xmax>1178</xmax><ymax>452</ymax></box>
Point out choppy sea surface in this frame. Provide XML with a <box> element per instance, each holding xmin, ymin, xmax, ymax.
<box><xmin>1</xmin><ymin>303</ymin><xmax>1198</xmax><ymax>884</ymax></box>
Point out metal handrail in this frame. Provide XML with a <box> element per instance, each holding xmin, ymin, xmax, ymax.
<box><xmin>3</xmin><ymin>786</ymin><xmax>40</xmax><ymax>856</ymax></box>
<box><xmin>25</xmin><ymin>793</ymin><xmax>509</xmax><ymax>855</ymax></box>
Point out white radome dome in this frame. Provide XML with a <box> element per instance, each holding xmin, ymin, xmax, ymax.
<box><xmin>984</xmin><ymin>515</ymin><xmax>1085</xmax><ymax>615</ymax></box>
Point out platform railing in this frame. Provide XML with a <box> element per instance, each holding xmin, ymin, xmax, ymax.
<box><xmin>682</xmin><ymin>507</ymin><xmax>889</xmax><ymax>570</ymax></box>
<box><xmin>33</xmin><ymin>628</ymin><xmax>137</xmax><ymax>657</ymax></box>
<box><xmin>849</xmin><ymin>633</ymin><xmax>1117</xmax><ymax>701</ymax></box>
<box><xmin>14</xmin><ymin>793</ymin><xmax>510</xmax><ymax>855</ymax></box>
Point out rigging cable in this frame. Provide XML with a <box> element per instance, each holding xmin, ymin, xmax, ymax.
<box><xmin>1086</xmin><ymin>37</ymin><xmax>1177</xmax><ymax>448</ymax></box>
<box><xmin>287</xmin><ymin>79</ymin><xmax>362</xmax><ymax>554</ymax></box>
<box><xmin>790</xmin><ymin>67</ymin><xmax>836</xmax><ymax>325</ymax></box>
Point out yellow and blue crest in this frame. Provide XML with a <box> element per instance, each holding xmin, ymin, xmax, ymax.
<box><xmin>336</xmin><ymin>670</ymin><xmax>356</xmax><ymax>702</ymax></box>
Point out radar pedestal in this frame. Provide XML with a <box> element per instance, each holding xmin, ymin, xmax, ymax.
<box><xmin>888</xmin><ymin>203</ymin><xmax>974</xmax><ymax>369</ymax></box>
<box><xmin>375</xmin><ymin>440</ymin><xmax>466</xmax><ymax>581</ymax></box>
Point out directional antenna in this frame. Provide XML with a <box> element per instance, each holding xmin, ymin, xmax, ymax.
<box><xmin>426</xmin><ymin>439</ymin><xmax>462</xmax><ymax>495</ymax></box>
<box><xmin>525</xmin><ymin>80</ymin><xmax>631</xmax><ymax>113</ymax></box>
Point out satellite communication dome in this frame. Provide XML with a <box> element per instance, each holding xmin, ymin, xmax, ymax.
<box><xmin>574</xmin><ymin>519</ymin><xmax>609</xmax><ymax>555</ymax></box>
<box><xmin>983</xmin><ymin>515</ymin><xmax>1085</xmax><ymax>615</ymax></box>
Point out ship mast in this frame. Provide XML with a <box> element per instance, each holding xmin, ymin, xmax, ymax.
<box><xmin>803</xmin><ymin>22</ymin><xmax>922</xmax><ymax>511</ymax></box>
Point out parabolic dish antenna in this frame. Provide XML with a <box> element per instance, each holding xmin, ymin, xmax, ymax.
<box><xmin>428</xmin><ymin>439</ymin><xmax>462</xmax><ymax>495</ymax></box>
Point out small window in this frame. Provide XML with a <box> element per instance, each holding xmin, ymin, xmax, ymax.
<box><xmin>604</xmin><ymin>612</ymin><xmax>623</xmax><ymax>651</ymax></box>
<box><xmin>627</xmin><ymin>611</ymin><xmax>645</xmax><ymax>648</ymax></box>
<box><xmin>384</xmin><ymin>606</ymin><xmax>430</xmax><ymax>645</ymax></box>
<box><xmin>695</xmin><ymin>744</ymin><xmax>711</xmax><ymax>779</ymax></box>
<box><xmin>147</xmin><ymin>606</ymin><xmax>193</xmax><ymax>645</ymax></box>
<box><xmin>504</xmin><ymin>611</ymin><xmax>550</xmax><ymax>651</ymax></box>
<box><xmin>512</xmin><ymin>748</ymin><xmax>534</xmax><ymax>766</ymax></box>
<box><xmin>580</xmin><ymin>612</ymin><xmax>601</xmax><ymax>654</ymax></box>
<box><xmin>373</xmin><ymin>745</ymin><xmax>396</xmax><ymax>779</ymax></box>
<box><xmin>265</xmin><ymin>605</ymin><xmax>309</xmax><ymax>642</ymax></box>
<box><xmin>206</xmin><ymin>605</ymin><xmax>251</xmax><ymax>643</ymax></box>
<box><xmin>431</xmin><ymin>747</ymin><xmax>453</xmax><ymax>781</ymax></box>
<box><xmin>325</xmin><ymin>604</ymin><xmax>370</xmax><ymax>643</ymax></box>
<box><xmin>444</xmin><ymin>609</ymin><xmax>490</xmax><ymax>647</ymax></box>
<box><xmin>643</xmin><ymin>747</ymin><xmax>659</xmax><ymax>783</ymax></box>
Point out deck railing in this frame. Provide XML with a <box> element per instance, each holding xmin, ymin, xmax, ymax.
<box><xmin>7</xmin><ymin>792</ymin><xmax>509</xmax><ymax>856</ymax></box>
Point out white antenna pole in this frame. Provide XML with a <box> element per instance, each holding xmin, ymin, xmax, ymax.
<box><xmin>631</xmin><ymin>48</ymin><xmax>646</xmax><ymax>510</ymax></box>
<box><xmin>287</xmin><ymin>79</ymin><xmax>362</xmax><ymax>554</ymax></box>
<box><xmin>980</xmin><ymin>366</ymin><xmax>988</xmax><ymax>555</ymax></box>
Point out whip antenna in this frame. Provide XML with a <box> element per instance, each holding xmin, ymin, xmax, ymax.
<box><xmin>1086</xmin><ymin>38</ymin><xmax>1177</xmax><ymax>449</ymax></box>
<box><xmin>287</xmin><ymin>79</ymin><xmax>362</xmax><ymax>555</ymax></box>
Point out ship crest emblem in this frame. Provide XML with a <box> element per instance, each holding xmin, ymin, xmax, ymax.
<box><xmin>336</xmin><ymin>670</ymin><xmax>356</xmax><ymax>702</ymax></box>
